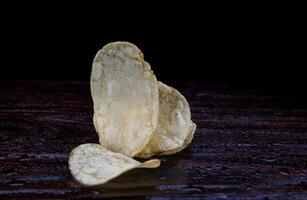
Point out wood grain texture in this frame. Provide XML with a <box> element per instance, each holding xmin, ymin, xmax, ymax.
<box><xmin>0</xmin><ymin>81</ymin><xmax>307</xmax><ymax>199</ymax></box>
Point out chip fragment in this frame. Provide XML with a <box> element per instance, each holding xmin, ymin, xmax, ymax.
<box><xmin>68</xmin><ymin>144</ymin><xmax>160</xmax><ymax>186</ymax></box>
<box><xmin>137</xmin><ymin>159</ymin><xmax>161</xmax><ymax>168</ymax></box>
<box><xmin>137</xmin><ymin>82</ymin><xmax>196</xmax><ymax>158</ymax></box>
<box><xmin>91</xmin><ymin>42</ymin><xmax>159</xmax><ymax>157</ymax></box>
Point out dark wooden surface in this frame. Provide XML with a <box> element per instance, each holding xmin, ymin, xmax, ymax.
<box><xmin>0</xmin><ymin>81</ymin><xmax>307</xmax><ymax>200</ymax></box>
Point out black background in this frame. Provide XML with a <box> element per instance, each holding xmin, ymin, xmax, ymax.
<box><xmin>0</xmin><ymin>3</ymin><xmax>305</xmax><ymax>94</ymax></box>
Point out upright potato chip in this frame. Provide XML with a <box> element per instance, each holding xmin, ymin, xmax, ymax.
<box><xmin>137</xmin><ymin>82</ymin><xmax>196</xmax><ymax>158</ymax></box>
<box><xmin>91</xmin><ymin>42</ymin><xmax>159</xmax><ymax>157</ymax></box>
<box><xmin>68</xmin><ymin>144</ymin><xmax>160</xmax><ymax>186</ymax></box>
<box><xmin>159</xmin><ymin>121</ymin><xmax>196</xmax><ymax>155</ymax></box>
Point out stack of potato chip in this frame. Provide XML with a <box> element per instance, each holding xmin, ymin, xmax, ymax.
<box><xmin>69</xmin><ymin>42</ymin><xmax>196</xmax><ymax>186</ymax></box>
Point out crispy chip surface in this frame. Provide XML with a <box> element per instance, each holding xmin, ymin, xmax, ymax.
<box><xmin>68</xmin><ymin>144</ymin><xmax>160</xmax><ymax>186</ymax></box>
<box><xmin>91</xmin><ymin>42</ymin><xmax>159</xmax><ymax>157</ymax></box>
<box><xmin>160</xmin><ymin>122</ymin><xmax>196</xmax><ymax>155</ymax></box>
<box><xmin>138</xmin><ymin>159</ymin><xmax>161</xmax><ymax>168</ymax></box>
<box><xmin>137</xmin><ymin>82</ymin><xmax>196</xmax><ymax>158</ymax></box>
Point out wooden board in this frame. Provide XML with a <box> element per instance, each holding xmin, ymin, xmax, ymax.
<box><xmin>0</xmin><ymin>81</ymin><xmax>307</xmax><ymax>199</ymax></box>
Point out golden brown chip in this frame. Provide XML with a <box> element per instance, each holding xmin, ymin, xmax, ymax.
<box><xmin>68</xmin><ymin>144</ymin><xmax>160</xmax><ymax>186</ymax></box>
<box><xmin>90</xmin><ymin>42</ymin><xmax>159</xmax><ymax>157</ymax></box>
<box><xmin>137</xmin><ymin>82</ymin><xmax>196</xmax><ymax>158</ymax></box>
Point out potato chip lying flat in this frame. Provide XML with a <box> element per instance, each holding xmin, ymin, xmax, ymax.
<box><xmin>91</xmin><ymin>42</ymin><xmax>159</xmax><ymax>157</ymax></box>
<box><xmin>137</xmin><ymin>159</ymin><xmax>161</xmax><ymax>168</ymax></box>
<box><xmin>137</xmin><ymin>82</ymin><xmax>196</xmax><ymax>158</ymax></box>
<box><xmin>68</xmin><ymin>143</ymin><xmax>160</xmax><ymax>186</ymax></box>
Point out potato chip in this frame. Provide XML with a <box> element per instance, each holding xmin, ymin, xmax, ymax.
<box><xmin>137</xmin><ymin>159</ymin><xmax>161</xmax><ymax>168</ymax></box>
<box><xmin>68</xmin><ymin>144</ymin><xmax>160</xmax><ymax>186</ymax></box>
<box><xmin>90</xmin><ymin>42</ymin><xmax>159</xmax><ymax>157</ymax></box>
<box><xmin>137</xmin><ymin>82</ymin><xmax>196</xmax><ymax>158</ymax></box>
<box><xmin>159</xmin><ymin>122</ymin><xmax>196</xmax><ymax>155</ymax></box>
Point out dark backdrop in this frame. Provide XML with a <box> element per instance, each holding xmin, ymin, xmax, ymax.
<box><xmin>0</xmin><ymin>3</ymin><xmax>305</xmax><ymax>94</ymax></box>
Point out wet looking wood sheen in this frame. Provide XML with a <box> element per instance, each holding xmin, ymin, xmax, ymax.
<box><xmin>0</xmin><ymin>81</ymin><xmax>307</xmax><ymax>199</ymax></box>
